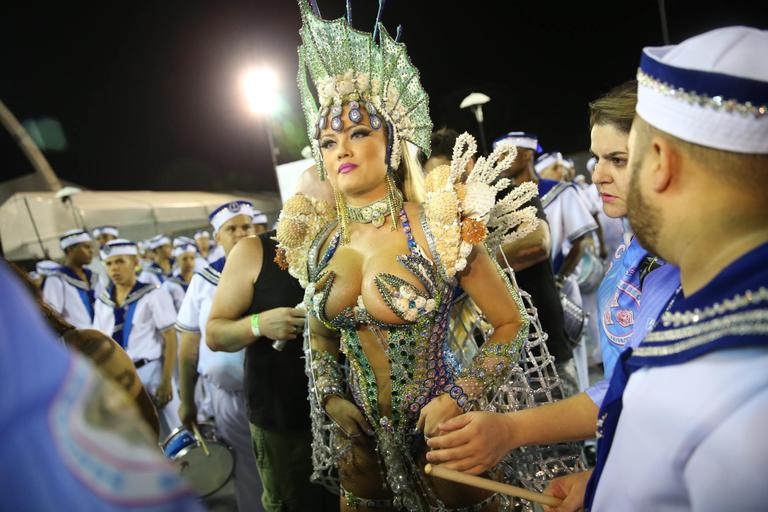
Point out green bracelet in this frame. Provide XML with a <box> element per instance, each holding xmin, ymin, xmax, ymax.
<box><xmin>250</xmin><ymin>313</ymin><xmax>261</xmax><ymax>338</ymax></box>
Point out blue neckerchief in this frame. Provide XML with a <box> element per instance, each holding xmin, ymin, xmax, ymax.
<box><xmin>148</xmin><ymin>262</ymin><xmax>172</xmax><ymax>283</ymax></box>
<box><xmin>57</xmin><ymin>266</ymin><xmax>96</xmax><ymax>321</ymax></box>
<box><xmin>585</xmin><ymin>241</ymin><xmax>768</xmax><ymax>510</ymax></box>
<box><xmin>195</xmin><ymin>256</ymin><xmax>226</xmax><ymax>287</ymax></box>
<box><xmin>210</xmin><ymin>256</ymin><xmax>226</xmax><ymax>273</ymax></box>
<box><xmin>110</xmin><ymin>281</ymin><xmax>148</xmax><ymax>349</ymax></box>
<box><xmin>537</xmin><ymin>178</ymin><xmax>559</xmax><ymax>198</ymax></box>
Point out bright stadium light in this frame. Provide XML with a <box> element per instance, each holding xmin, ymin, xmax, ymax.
<box><xmin>242</xmin><ymin>66</ymin><xmax>279</xmax><ymax>115</ymax></box>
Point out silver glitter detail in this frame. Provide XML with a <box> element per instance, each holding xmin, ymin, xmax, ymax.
<box><xmin>637</xmin><ymin>69</ymin><xmax>768</xmax><ymax>118</ymax></box>
<box><xmin>645</xmin><ymin>308</ymin><xmax>768</xmax><ymax>344</ymax></box>
<box><xmin>661</xmin><ymin>286</ymin><xmax>768</xmax><ymax>327</ymax></box>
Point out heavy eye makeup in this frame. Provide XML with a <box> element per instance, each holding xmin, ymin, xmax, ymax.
<box><xmin>320</xmin><ymin>127</ymin><xmax>371</xmax><ymax>150</ymax></box>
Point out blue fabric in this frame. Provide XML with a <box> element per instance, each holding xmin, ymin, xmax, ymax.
<box><xmin>585</xmin><ymin>241</ymin><xmax>768</xmax><ymax>510</ymax></box>
<box><xmin>110</xmin><ymin>282</ymin><xmax>145</xmax><ymax>349</ymax></box>
<box><xmin>0</xmin><ymin>262</ymin><xmax>202</xmax><ymax>511</ymax></box>
<box><xmin>640</xmin><ymin>51</ymin><xmax>768</xmax><ymax>106</ymax></box>
<box><xmin>210</xmin><ymin>256</ymin><xmax>226</xmax><ymax>273</ymax></box>
<box><xmin>57</xmin><ymin>265</ymin><xmax>95</xmax><ymax>321</ymax></box>
<box><xmin>537</xmin><ymin>178</ymin><xmax>559</xmax><ymax>199</ymax></box>
<box><xmin>595</xmin><ymin>238</ymin><xmax>648</xmax><ymax>378</ymax></box>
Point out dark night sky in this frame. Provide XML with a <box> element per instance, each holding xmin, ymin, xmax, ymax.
<box><xmin>1</xmin><ymin>1</ymin><xmax>766</xmax><ymax>194</ymax></box>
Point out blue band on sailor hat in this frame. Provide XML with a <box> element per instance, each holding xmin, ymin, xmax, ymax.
<box><xmin>209</xmin><ymin>200</ymin><xmax>255</xmax><ymax>232</ymax></box>
<box><xmin>60</xmin><ymin>229</ymin><xmax>92</xmax><ymax>250</ymax></box>
<box><xmin>100</xmin><ymin>239</ymin><xmax>138</xmax><ymax>260</ymax></box>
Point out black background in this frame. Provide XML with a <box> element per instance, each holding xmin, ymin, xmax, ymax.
<box><xmin>2</xmin><ymin>1</ymin><xmax>766</xmax><ymax>193</ymax></box>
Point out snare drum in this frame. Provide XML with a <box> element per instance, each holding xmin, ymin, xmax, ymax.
<box><xmin>162</xmin><ymin>423</ymin><xmax>234</xmax><ymax>497</ymax></box>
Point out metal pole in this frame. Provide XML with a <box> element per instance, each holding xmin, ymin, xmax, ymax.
<box><xmin>658</xmin><ymin>0</ymin><xmax>670</xmax><ymax>45</ymax></box>
<box><xmin>0</xmin><ymin>100</ymin><xmax>62</xmax><ymax>191</ymax></box>
<box><xmin>23</xmin><ymin>196</ymin><xmax>50</xmax><ymax>259</ymax></box>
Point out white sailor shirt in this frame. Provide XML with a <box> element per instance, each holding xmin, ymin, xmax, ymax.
<box><xmin>592</xmin><ymin>347</ymin><xmax>768</xmax><ymax>511</ymax></box>
<box><xmin>541</xmin><ymin>182</ymin><xmax>598</xmax><ymax>274</ymax></box>
<box><xmin>93</xmin><ymin>284</ymin><xmax>177</xmax><ymax>362</ymax></box>
<box><xmin>41</xmin><ymin>266</ymin><xmax>99</xmax><ymax>329</ymax></box>
<box><xmin>176</xmin><ymin>263</ymin><xmax>244</xmax><ymax>391</ymax></box>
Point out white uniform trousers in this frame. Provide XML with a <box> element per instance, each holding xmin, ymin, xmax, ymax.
<box><xmin>208</xmin><ymin>379</ymin><xmax>264</xmax><ymax>512</ymax></box>
<box><xmin>136</xmin><ymin>360</ymin><xmax>181</xmax><ymax>441</ymax></box>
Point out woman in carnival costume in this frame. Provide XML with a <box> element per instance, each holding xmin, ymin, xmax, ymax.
<box><xmin>276</xmin><ymin>2</ymin><xmax>582</xmax><ymax>510</ymax></box>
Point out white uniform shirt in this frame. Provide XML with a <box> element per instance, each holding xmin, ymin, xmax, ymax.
<box><xmin>207</xmin><ymin>245</ymin><xmax>225</xmax><ymax>263</ymax></box>
<box><xmin>593</xmin><ymin>347</ymin><xmax>768</xmax><ymax>511</ymax></box>
<box><xmin>162</xmin><ymin>278</ymin><xmax>188</xmax><ymax>312</ymax></box>
<box><xmin>93</xmin><ymin>284</ymin><xmax>177</xmax><ymax>361</ymax></box>
<box><xmin>176</xmin><ymin>268</ymin><xmax>245</xmax><ymax>392</ymax></box>
<box><xmin>41</xmin><ymin>268</ymin><xmax>98</xmax><ymax>329</ymax></box>
<box><xmin>542</xmin><ymin>184</ymin><xmax>598</xmax><ymax>273</ymax></box>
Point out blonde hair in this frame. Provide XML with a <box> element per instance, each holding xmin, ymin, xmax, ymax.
<box><xmin>400</xmin><ymin>141</ymin><xmax>426</xmax><ymax>204</ymax></box>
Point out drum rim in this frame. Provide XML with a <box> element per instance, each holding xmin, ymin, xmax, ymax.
<box><xmin>174</xmin><ymin>442</ymin><xmax>235</xmax><ymax>497</ymax></box>
<box><xmin>161</xmin><ymin>422</ymin><xmax>219</xmax><ymax>449</ymax></box>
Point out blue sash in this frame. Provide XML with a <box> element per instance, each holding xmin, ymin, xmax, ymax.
<box><xmin>57</xmin><ymin>266</ymin><xmax>96</xmax><ymax>322</ymax></box>
<box><xmin>584</xmin><ymin>241</ymin><xmax>768</xmax><ymax>510</ymax></box>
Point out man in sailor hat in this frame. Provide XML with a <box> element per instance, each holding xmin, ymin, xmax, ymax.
<box><xmin>176</xmin><ymin>200</ymin><xmax>263</xmax><ymax>511</ymax></box>
<box><xmin>93</xmin><ymin>239</ymin><xmax>181</xmax><ymax>439</ymax></box>
<box><xmin>547</xmin><ymin>26</ymin><xmax>768</xmax><ymax>511</ymax></box>
<box><xmin>42</xmin><ymin>229</ymin><xmax>99</xmax><ymax>329</ymax></box>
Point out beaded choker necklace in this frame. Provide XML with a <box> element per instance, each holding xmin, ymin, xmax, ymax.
<box><xmin>346</xmin><ymin>190</ymin><xmax>403</xmax><ymax>228</ymax></box>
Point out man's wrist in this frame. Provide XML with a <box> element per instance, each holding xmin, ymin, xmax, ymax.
<box><xmin>250</xmin><ymin>313</ymin><xmax>261</xmax><ymax>338</ymax></box>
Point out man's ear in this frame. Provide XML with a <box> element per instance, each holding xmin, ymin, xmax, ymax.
<box><xmin>214</xmin><ymin>230</ymin><xmax>222</xmax><ymax>245</ymax></box>
<box><xmin>650</xmin><ymin>135</ymin><xmax>678</xmax><ymax>194</ymax></box>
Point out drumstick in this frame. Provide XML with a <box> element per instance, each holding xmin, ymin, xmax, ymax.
<box><xmin>424</xmin><ymin>464</ymin><xmax>562</xmax><ymax>507</ymax></box>
<box><xmin>191</xmin><ymin>424</ymin><xmax>210</xmax><ymax>457</ymax></box>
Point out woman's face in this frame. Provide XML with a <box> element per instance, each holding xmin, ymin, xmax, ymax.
<box><xmin>318</xmin><ymin>104</ymin><xmax>388</xmax><ymax>202</ymax></box>
<box><xmin>590</xmin><ymin>123</ymin><xmax>630</xmax><ymax>218</ymax></box>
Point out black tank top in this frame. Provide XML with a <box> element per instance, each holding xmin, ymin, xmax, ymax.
<box><xmin>244</xmin><ymin>231</ymin><xmax>311</xmax><ymax>430</ymax></box>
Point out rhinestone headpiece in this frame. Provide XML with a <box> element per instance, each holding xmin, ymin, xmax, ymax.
<box><xmin>297</xmin><ymin>0</ymin><xmax>432</xmax><ymax>178</ymax></box>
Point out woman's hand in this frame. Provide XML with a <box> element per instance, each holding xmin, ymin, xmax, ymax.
<box><xmin>425</xmin><ymin>411</ymin><xmax>516</xmax><ymax>474</ymax></box>
<box><xmin>417</xmin><ymin>393</ymin><xmax>462</xmax><ymax>438</ymax></box>
<box><xmin>324</xmin><ymin>396</ymin><xmax>373</xmax><ymax>438</ymax></box>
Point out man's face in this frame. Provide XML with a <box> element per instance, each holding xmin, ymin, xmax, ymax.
<box><xmin>67</xmin><ymin>242</ymin><xmax>93</xmax><ymax>265</ymax></box>
<box><xmin>96</xmin><ymin>234</ymin><xmax>117</xmax><ymax>247</ymax></box>
<box><xmin>215</xmin><ymin>214</ymin><xmax>254</xmax><ymax>255</ymax></box>
<box><xmin>499</xmin><ymin>148</ymin><xmax>534</xmax><ymax>184</ymax></box>
<box><xmin>157</xmin><ymin>244</ymin><xmax>172</xmax><ymax>260</ymax></box>
<box><xmin>105</xmin><ymin>255</ymin><xmax>138</xmax><ymax>287</ymax></box>
<box><xmin>177</xmin><ymin>252</ymin><xmax>196</xmax><ymax>273</ymax></box>
<box><xmin>626</xmin><ymin>121</ymin><xmax>662</xmax><ymax>255</ymax></box>
<box><xmin>196</xmin><ymin>237</ymin><xmax>210</xmax><ymax>253</ymax></box>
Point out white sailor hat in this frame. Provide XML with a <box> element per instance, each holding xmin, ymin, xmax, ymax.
<box><xmin>173</xmin><ymin>243</ymin><xmax>198</xmax><ymax>258</ymax></box>
<box><xmin>252</xmin><ymin>211</ymin><xmax>268</xmax><ymax>225</ymax></box>
<box><xmin>173</xmin><ymin>236</ymin><xmax>196</xmax><ymax>248</ymax></box>
<box><xmin>209</xmin><ymin>200</ymin><xmax>255</xmax><ymax>233</ymax></box>
<box><xmin>59</xmin><ymin>229</ymin><xmax>92</xmax><ymax>250</ymax></box>
<box><xmin>92</xmin><ymin>225</ymin><xmax>119</xmax><ymax>238</ymax></box>
<box><xmin>492</xmin><ymin>131</ymin><xmax>542</xmax><ymax>152</ymax></box>
<box><xmin>36</xmin><ymin>260</ymin><xmax>60</xmax><ymax>276</ymax></box>
<box><xmin>100</xmin><ymin>239</ymin><xmax>139</xmax><ymax>260</ymax></box>
<box><xmin>534</xmin><ymin>152</ymin><xmax>565</xmax><ymax>174</ymax></box>
<box><xmin>194</xmin><ymin>229</ymin><xmax>210</xmax><ymax>240</ymax></box>
<box><xmin>637</xmin><ymin>26</ymin><xmax>768</xmax><ymax>154</ymax></box>
<box><xmin>148</xmin><ymin>235</ymin><xmax>171</xmax><ymax>250</ymax></box>
<box><xmin>586</xmin><ymin>156</ymin><xmax>597</xmax><ymax>173</ymax></box>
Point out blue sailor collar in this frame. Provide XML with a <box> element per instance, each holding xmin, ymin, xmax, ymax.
<box><xmin>98</xmin><ymin>281</ymin><xmax>158</xmax><ymax>308</ymax></box>
<box><xmin>54</xmin><ymin>265</ymin><xmax>97</xmax><ymax>291</ymax></box>
<box><xmin>167</xmin><ymin>275</ymin><xmax>190</xmax><ymax>292</ymax></box>
<box><xmin>538</xmin><ymin>179</ymin><xmax>573</xmax><ymax>209</ymax></box>
<box><xmin>195</xmin><ymin>256</ymin><xmax>226</xmax><ymax>286</ymax></box>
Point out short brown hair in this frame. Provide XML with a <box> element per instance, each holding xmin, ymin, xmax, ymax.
<box><xmin>589</xmin><ymin>80</ymin><xmax>638</xmax><ymax>134</ymax></box>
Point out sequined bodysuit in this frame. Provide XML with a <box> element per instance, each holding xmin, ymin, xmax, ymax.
<box><xmin>306</xmin><ymin>208</ymin><xmax>530</xmax><ymax>509</ymax></box>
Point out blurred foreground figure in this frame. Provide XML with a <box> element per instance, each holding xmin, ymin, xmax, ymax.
<box><xmin>0</xmin><ymin>260</ymin><xmax>202</xmax><ymax>511</ymax></box>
